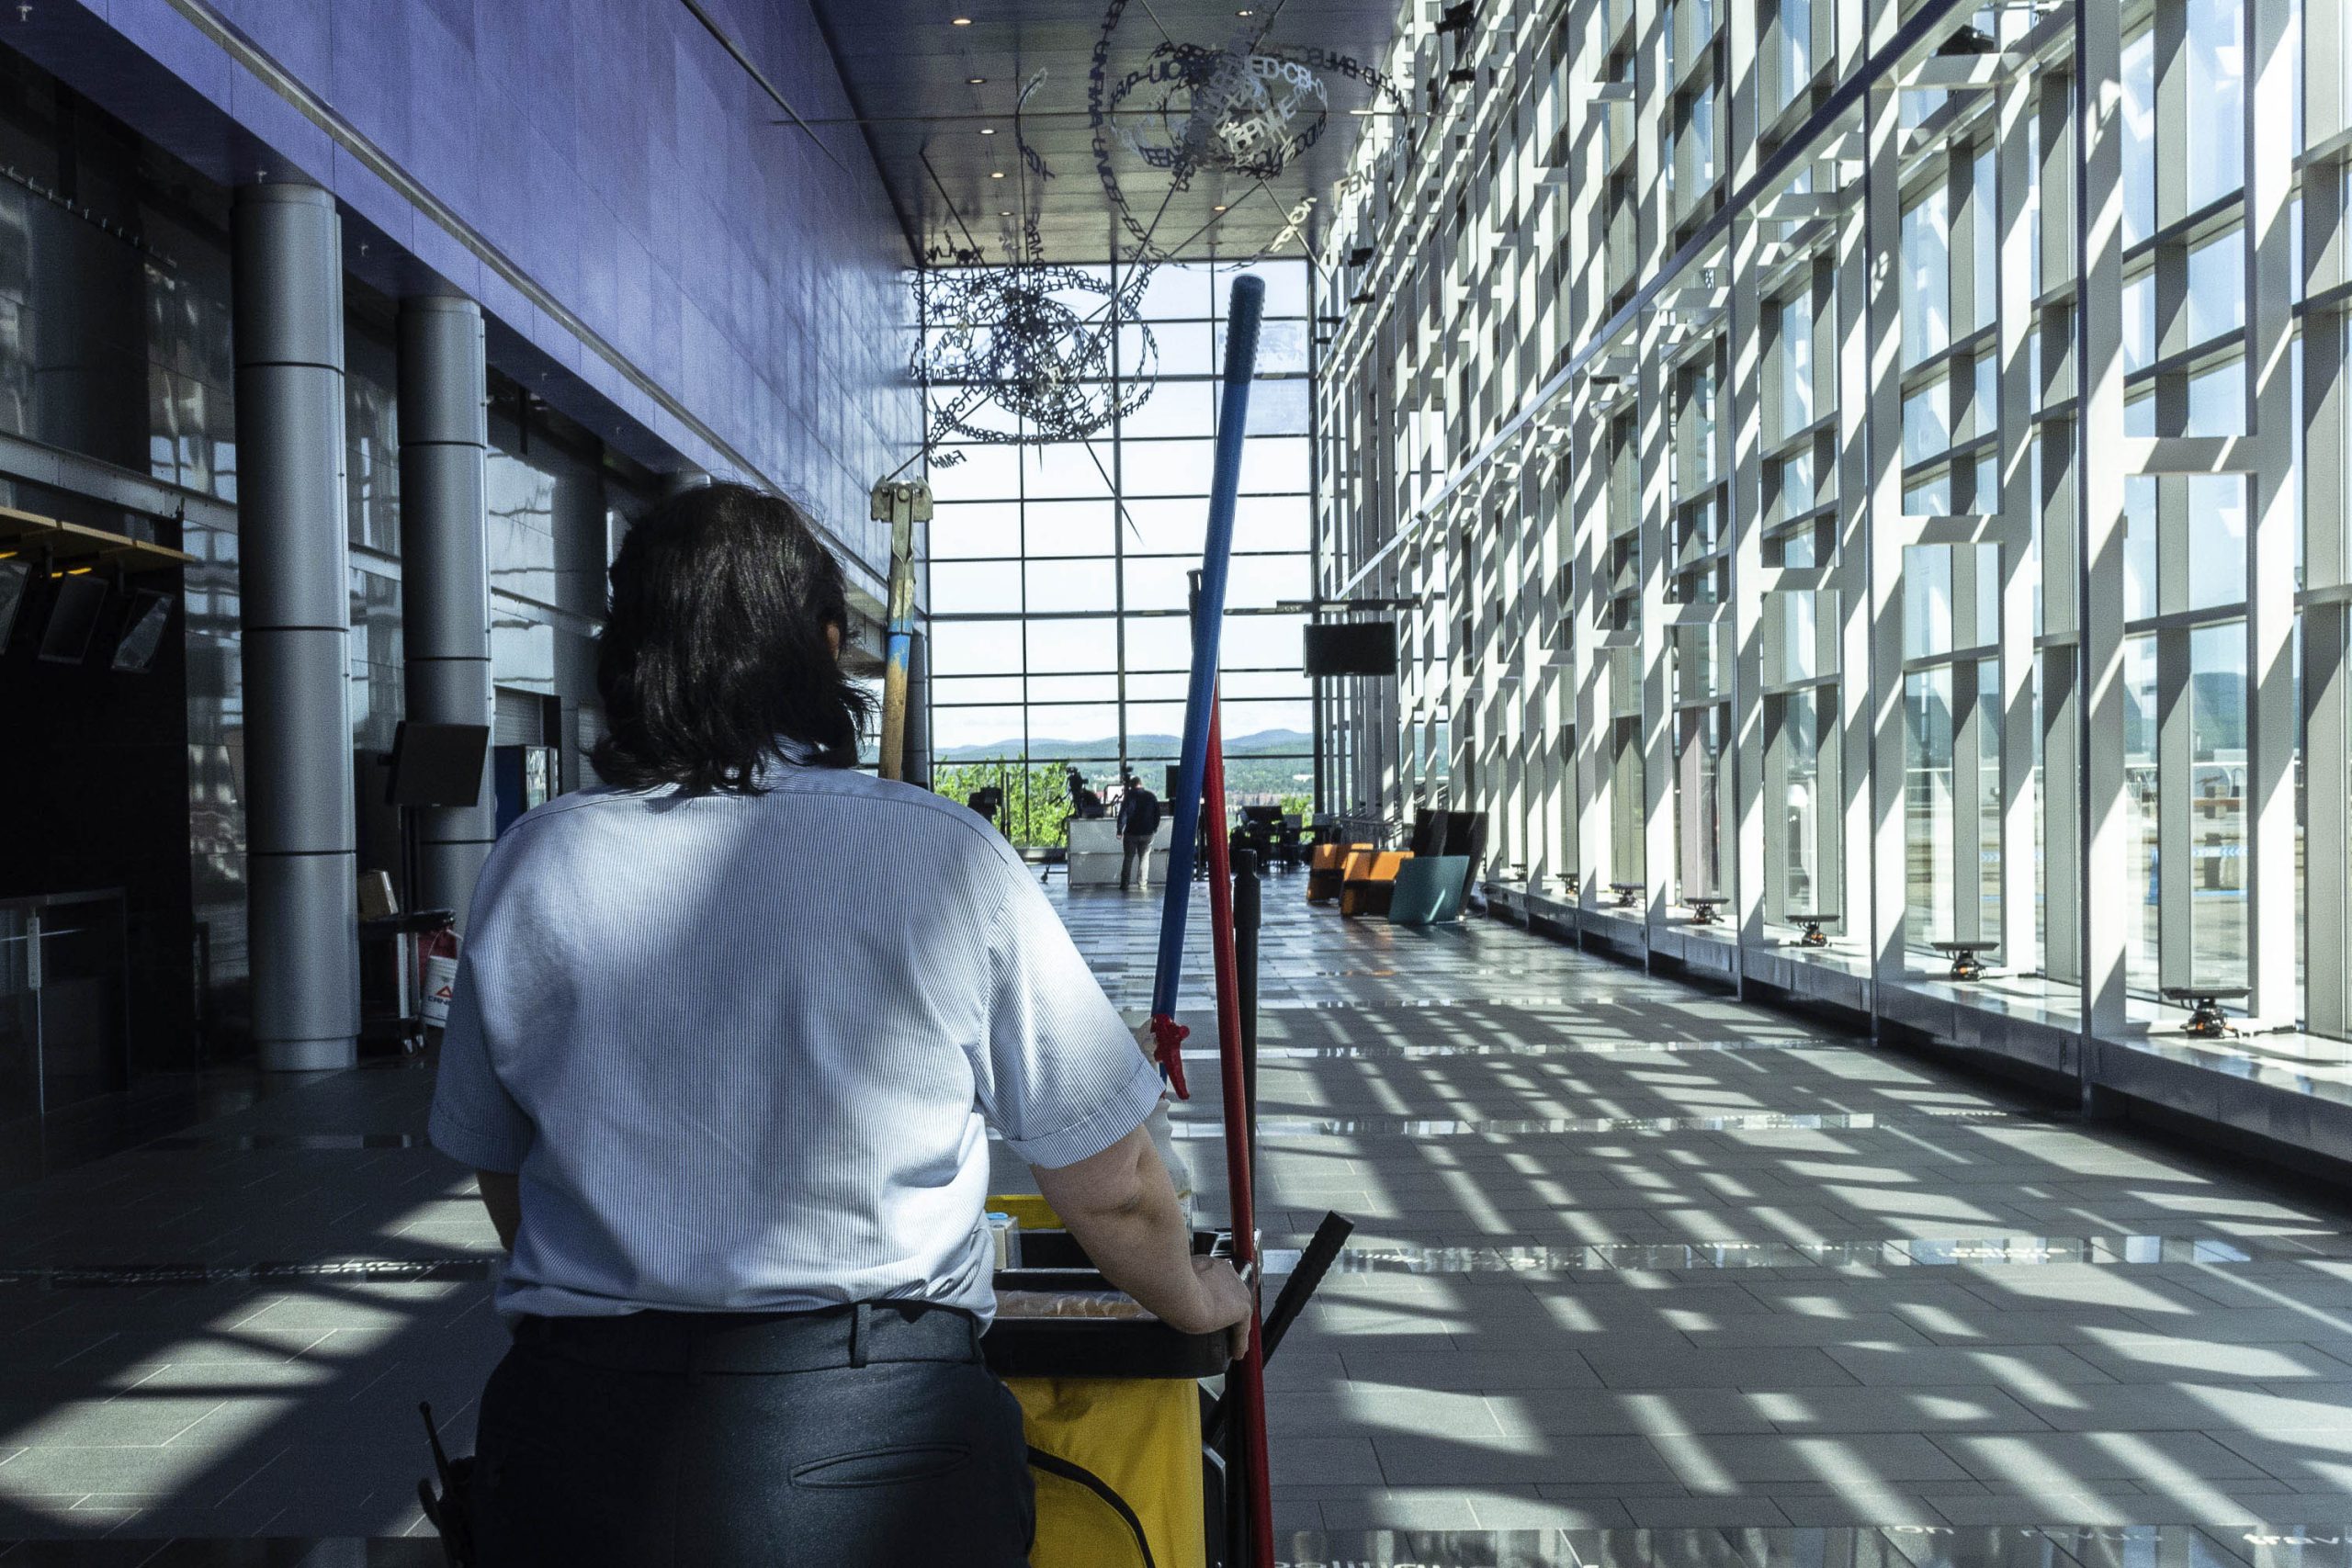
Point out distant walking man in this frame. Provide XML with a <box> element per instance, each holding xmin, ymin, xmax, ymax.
<box><xmin>1116</xmin><ymin>773</ymin><xmax>1161</xmax><ymax>892</ymax></box>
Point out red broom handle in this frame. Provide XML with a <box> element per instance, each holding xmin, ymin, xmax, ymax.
<box><xmin>1202</xmin><ymin>694</ymin><xmax>1274</xmax><ymax>1568</ymax></box>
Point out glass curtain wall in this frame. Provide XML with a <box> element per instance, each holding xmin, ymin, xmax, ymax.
<box><xmin>1312</xmin><ymin>0</ymin><xmax>2342</xmax><ymax>1043</ymax></box>
<box><xmin>924</xmin><ymin>260</ymin><xmax>1316</xmax><ymax>846</ymax></box>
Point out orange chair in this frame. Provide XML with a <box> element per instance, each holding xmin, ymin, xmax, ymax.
<box><xmin>1339</xmin><ymin>851</ymin><xmax>1415</xmax><ymax>918</ymax></box>
<box><xmin>1331</xmin><ymin>849</ymin><xmax>1380</xmax><ymax>906</ymax></box>
<box><xmin>1306</xmin><ymin>842</ymin><xmax>1371</xmax><ymax>904</ymax></box>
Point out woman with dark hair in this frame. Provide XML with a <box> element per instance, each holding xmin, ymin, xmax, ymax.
<box><xmin>429</xmin><ymin>483</ymin><xmax>1248</xmax><ymax>1566</ymax></box>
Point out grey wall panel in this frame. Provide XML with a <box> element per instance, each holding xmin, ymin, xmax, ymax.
<box><xmin>243</xmin><ymin>851</ymin><xmax>358</xmax><ymax>1065</ymax></box>
<box><xmin>396</xmin><ymin>300</ymin><xmax>489</xmax><ymax>449</ymax></box>
<box><xmin>398</xmin><ymin>295</ymin><xmax>496</xmax><ymax>925</ymax></box>
<box><xmin>239</xmin><ymin>629</ymin><xmax>358</xmax><ymax>856</ymax></box>
<box><xmin>233</xmin><ymin>364</ymin><xmax>349</xmax><ymax>630</ymax></box>
<box><xmin>227</xmin><ymin>187</ymin><xmax>345</xmax><ymax>369</ymax></box>
<box><xmin>404</xmin><ymin>659</ymin><xmax>492</xmax><ymax>729</ymax></box>
<box><xmin>45</xmin><ymin>0</ymin><xmax>919</xmax><ymax>591</ymax></box>
<box><xmin>401</xmin><ymin>445</ymin><xmax>493</xmax><ymax>654</ymax></box>
<box><xmin>233</xmin><ymin>181</ymin><xmax>356</xmax><ymax>1069</ymax></box>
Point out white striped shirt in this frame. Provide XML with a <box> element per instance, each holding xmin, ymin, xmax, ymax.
<box><xmin>428</xmin><ymin>750</ymin><xmax>1163</xmax><ymax>1322</ymax></box>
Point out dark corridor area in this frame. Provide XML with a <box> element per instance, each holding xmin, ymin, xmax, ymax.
<box><xmin>0</xmin><ymin>528</ymin><xmax>197</xmax><ymax>1123</ymax></box>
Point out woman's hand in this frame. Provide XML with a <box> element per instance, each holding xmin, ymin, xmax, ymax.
<box><xmin>1167</xmin><ymin>1256</ymin><xmax>1254</xmax><ymax>1362</ymax></box>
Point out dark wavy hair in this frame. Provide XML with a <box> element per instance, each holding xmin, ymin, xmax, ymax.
<box><xmin>592</xmin><ymin>483</ymin><xmax>871</xmax><ymax>793</ymax></box>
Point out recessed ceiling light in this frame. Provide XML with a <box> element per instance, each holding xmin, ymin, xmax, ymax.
<box><xmin>1237</xmin><ymin>7</ymin><xmax>1253</xmax><ymax>13</ymax></box>
<box><xmin>951</xmin><ymin>15</ymin><xmax>972</xmax><ymax>23</ymax></box>
<box><xmin>979</xmin><ymin>127</ymin><xmax>996</xmax><ymax>134</ymax></box>
<box><xmin>990</xmin><ymin>170</ymin><xmax>1005</xmax><ymax>178</ymax></box>
<box><xmin>1000</xmin><ymin>209</ymin><xmax>1012</xmax><ymax>216</ymax></box>
<box><xmin>968</xmin><ymin>76</ymin><xmax>986</xmax><ymax>84</ymax></box>
<box><xmin>1213</xmin><ymin>204</ymin><xmax>1227</xmax><ymax>211</ymax></box>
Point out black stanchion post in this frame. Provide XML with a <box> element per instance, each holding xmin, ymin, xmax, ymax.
<box><xmin>1233</xmin><ymin>847</ymin><xmax>1261</xmax><ymax>1140</ymax></box>
<box><xmin>1227</xmin><ymin>1439</ymin><xmax>1248</xmax><ymax>1568</ymax></box>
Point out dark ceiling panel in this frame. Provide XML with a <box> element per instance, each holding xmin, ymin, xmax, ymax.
<box><xmin>805</xmin><ymin>0</ymin><xmax>1408</xmax><ymax>267</ymax></box>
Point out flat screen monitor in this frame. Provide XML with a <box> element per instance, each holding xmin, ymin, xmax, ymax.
<box><xmin>0</xmin><ymin>558</ymin><xmax>27</xmax><ymax>650</ymax></box>
<box><xmin>110</xmin><ymin>590</ymin><xmax>175</xmax><ymax>673</ymax></box>
<box><xmin>1303</xmin><ymin>620</ymin><xmax>1398</xmax><ymax>678</ymax></box>
<box><xmin>36</xmin><ymin>575</ymin><xmax>107</xmax><ymax>665</ymax></box>
<box><xmin>388</xmin><ymin>720</ymin><xmax>491</xmax><ymax>809</ymax></box>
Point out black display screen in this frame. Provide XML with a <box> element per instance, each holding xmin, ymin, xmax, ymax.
<box><xmin>111</xmin><ymin>590</ymin><xmax>175</xmax><ymax>673</ymax></box>
<box><xmin>0</xmin><ymin>558</ymin><xmax>27</xmax><ymax>651</ymax></box>
<box><xmin>37</xmin><ymin>575</ymin><xmax>107</xmax><ymax>665</ymax></box>
<box><xmin>389</xmin><ymin>721</ymin><xmax>492</xmax><ymax>809</ymax></box>
<box><xmin>1302</xmin><ymin>620</ymin><xmax>1398</xmax><ymax>677</ymax></box>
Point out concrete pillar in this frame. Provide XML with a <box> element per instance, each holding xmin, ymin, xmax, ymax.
<box><xmin>232</xmin><ymin>183</ymin><xmax>356</xmax><ymax>1071</ymax></box>
<box><xmin>397</xmin><ymin>297</ymin><xmax>495</xmax><ymax>924</ymax></box>
<box><xmin>904</xmin><ymin>627</ymin><xmax>932</xmax><ymax>789</ymax></box>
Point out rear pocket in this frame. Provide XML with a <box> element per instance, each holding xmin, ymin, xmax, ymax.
<box><xmin>790</xmin><ymin>1442</ymin><xmax>973</xmax><ymax>1490</ymax></box>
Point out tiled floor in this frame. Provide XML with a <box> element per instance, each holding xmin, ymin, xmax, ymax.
<box><xmin>0</xmin><ymin>868</ymin><xmax>2348</xmax><ymax>1560</ymax></box>
<box><xmin>1060</xmin><ymin>875</ymin><xmax>2352</xmax><ymax>1541</ymax></box>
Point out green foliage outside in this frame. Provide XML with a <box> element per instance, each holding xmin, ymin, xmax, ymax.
<box><xmin>928</xmin><ymin>761</ymin><xmax>1315</xmax><ymax>851</ymax></box>
<box><xmin>930</xmin><ymin>760</ymin><xmax>1084</xmax><ymax>848</ymax></box>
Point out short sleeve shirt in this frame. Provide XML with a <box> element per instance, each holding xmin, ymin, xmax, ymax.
<box><xmin>428</xmin><ymin>754</ymin><xmax>1165</xmax><ymax>1323</ymax></box>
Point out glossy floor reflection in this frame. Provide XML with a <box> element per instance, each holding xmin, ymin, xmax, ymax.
<box><xmin>0</xmin><ymin>1542</ymin><xmax>447</xmax><ymax>1564</ymax></box>
<box><xmin>1275</xmin><ymin>1526</ymin><xmax>2351</xmax><ymax>1568</ymax></box>
<box><xmin>5</xmin><ymin>876</ymin><xmax>2352</xmax><ymax>1545</ymax></box>
<box><xmin>3</xmin><ymin>1525</ymin><xmax>2346</xmax><ymax>1567</ymax></box>
<box><xmin>1057</xmin><ymin>879</ymin><xmax>2352</xmax><ymax>1536</ymax></box>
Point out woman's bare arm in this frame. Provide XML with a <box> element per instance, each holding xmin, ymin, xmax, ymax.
<box><xmin>1032</xmin><ymin>1124</ymin><xmax>1251</xmax><ymax>1357</ymax></box>
<box><xmin>475</xmin><ymin>1169</ymin><xmax>521</xmax><ymax>1252</ymax></box>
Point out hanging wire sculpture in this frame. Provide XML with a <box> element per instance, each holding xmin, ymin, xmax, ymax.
<box><xmin>912</xmin><ymin>73</ymin><xmax>1159</xmax><ymax>464</ymax></box>
<box><xmin>914</xmin><ymin>265</ymin><xmax>1157</xmax><ymax>459</ymax></box>
<box><xmin>909</xmin><ymin>11</ymin><xmax>1410</xmax><ymax>463</ymax></box>
<box><xmin>1087</xmin><ymin>1</ymin><xmax>1411</xmax><ymax>265</ymax></box>
<box><xmin>1111</xmin><ymin>43</ymin><xmax>1330</xmax><ymax>183</ymax></box>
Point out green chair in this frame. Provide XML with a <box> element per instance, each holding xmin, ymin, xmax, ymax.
<box><xmin>1387</xmin><ymin>854</ymin><xmax>1469</xmax><ymax>924</ymax></box>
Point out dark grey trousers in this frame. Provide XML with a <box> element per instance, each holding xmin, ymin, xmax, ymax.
<box><xmin>1119</xmin><ymin>834</ymin><xmax>1154</xmax><ymax>890</ymax></box>
<box><xmin>472</xmin><ymin>1302</ymin><xmax>1033</xmax><ymax>1566</ymax></box>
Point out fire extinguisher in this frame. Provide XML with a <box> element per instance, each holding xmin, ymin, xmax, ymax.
<box><xmin>418</xmin><ymin>923</ymin><xmax>461</xmax><ymax>1040</ymax></box>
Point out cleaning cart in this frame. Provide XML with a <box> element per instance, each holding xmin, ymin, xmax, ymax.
<box><xmin>988</xmin><ymin>271</ymin><xmax>1356</xmax><ymax>1568</ymax></box>
<box><xmin>982</xmin><ymin>1200</ymin><xmax>1352</xmax><ymax>1568</ymax></box>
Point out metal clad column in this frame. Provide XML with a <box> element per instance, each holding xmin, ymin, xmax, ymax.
<box><xmin>398</xmin><ymin>297</ymin><xmax>494</xmax><ymax>922</ymax></box>
<box><xmin>233</xmin><ymin>184</ymin><xmax>356</xmax><ymax>1070</ymax></box>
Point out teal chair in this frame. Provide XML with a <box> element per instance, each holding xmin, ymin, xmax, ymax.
<box><xmin>1387</xmin><ymin>854</ymin><xmax>1469</xmax><ymax>924</ymax></box>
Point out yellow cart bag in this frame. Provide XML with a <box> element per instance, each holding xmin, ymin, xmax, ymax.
<box><xmin>987</xmin><ymin>1197</ymin><xmax>1219</xmax><ymax>1568</ymax></box>
<box><xmin>1010</xmin><ymin>1375</ymin><xmax>1204</xmax><ymax>1568</ymax></box>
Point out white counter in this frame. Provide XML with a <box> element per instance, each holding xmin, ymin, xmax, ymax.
<box><xmin>1067</xmin><ymin>817</ymin><xmax>1174</xmax><ymax>888</ymax></box>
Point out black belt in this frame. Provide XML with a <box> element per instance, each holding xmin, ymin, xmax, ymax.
<box><xmin>513</xmin><ymin>1300</ymin><xmax>984</xmax><ymax>1375</ymax></box>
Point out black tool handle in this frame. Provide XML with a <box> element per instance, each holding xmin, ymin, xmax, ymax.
<box><xmin>1206</xmin><ymin>1210</ymin><xmax>1353</xmax><ymax>1448</ymax></box>
<box><xmin>1261</xmin><ymin>1210</ymin><xmax>1353</xmax><ymax>1363</ymax></box>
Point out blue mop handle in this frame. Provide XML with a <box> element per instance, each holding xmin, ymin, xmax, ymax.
<box><xmin>1150</xmin><ymin>274</ymin><xmax>1266</xmax><ymax>1021</ymax></box>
